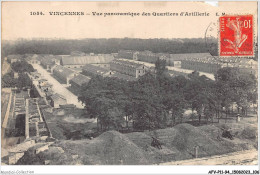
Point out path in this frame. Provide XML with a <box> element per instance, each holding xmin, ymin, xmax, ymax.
<box><xmin>160</xmin><ymin>149</ymin><xmax>258</xmax><ymax>165</ymax></box>
<box><xmin>2</xmin><ymin>58</ymin><xmax>11</xmax><ymax>75</ymax></box>
<box><xmin>32</xmin><ymin>64</ymin><xmax>84</xmax><ymax>108</ymax></box>
<box><xmin>1</xmin><ymin>89</ymin><xmax>12</xmax><ymax>127</ymax></box>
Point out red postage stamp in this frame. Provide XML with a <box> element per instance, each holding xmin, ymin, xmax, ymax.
<box><xmin>219</xmin><ymin>15</ymin><xmax>254</xmax><ymax>57</ymax></box>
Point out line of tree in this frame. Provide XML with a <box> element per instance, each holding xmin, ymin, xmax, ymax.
<box><xmin>2</xmin><ymin>38</ymin><xmax>218</xmax><ymax>58</ymax></box>
<box><xmin>78</xmin><ymin>59</ymin><xmax>257</xmax><ymax>132</ymax></box>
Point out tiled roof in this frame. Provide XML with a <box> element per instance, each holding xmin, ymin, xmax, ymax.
<box><xmin>53</xmin><ymin>65</ymin><xmax>75</xmax><ymax>77</ymax></box>
<box><xmin>61</xmin><ymin>54</ymin><xmax>114</xmax><ymax>65</ymax></box>
<box><xmin>41</xmin><ymin>58</ymin><xmax>55</xmax><ymax>65</ymax></box>
<box><xmin>230</xmin><ymin>58</ymin><xmax>258</xmax><ymax>68</ymax></box>
<box><xmin>70</xmin><ymin>74</ymin><xmax>91</xmax><ymax>86</ymax></box>
<box><xmin>113</xmin><ymin>59</ymin><xmax>144</xmax><ymax>68</ymax></box>
<box><xmin>169</xmin><ymin>53</ymin><xmax>212</xmax><ymax>61</ymax></box>
<box><xmin>82</xmin><ymin>64</ymin><xmax>110</xmax><ymax>76</ymax></box>
<box><xmin>184</xmin><ymin>57</ymin><xmax>220</xmax><ymax>64</ymax></box>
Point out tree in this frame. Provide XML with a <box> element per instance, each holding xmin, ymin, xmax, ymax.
<box><xmin>124</xmin><ymin>72</ymin><xmax>169</xmax><ymax>130</ymax></box>
<box><xmin>3</xmin><ymin>38</ymin><xmax>221</xmax><ymax>56</ymax></box>
<box><xmin>184</xmin><ymin>71</ymin><xmax>216</xmax><ymax>124</ymax></box>
<box><xmin>155</xmin><ymin>59</ymin><xmax>167</xmax><ymax>77</ymax></box>
<box><xmin>11</xmin><ymin>61</ymin><xmax>35</xmax><ymax>73</ymax></box>
<box><xmin>215</xmin><ymin>67</ymin><xmax>257</xmax><ymax>117</ymax></box>
<box><xmin>162</xmin><ymin>75</ymin><xmax>187</xmax><ymax>126</ymax></box>
<box><xmin>17</xmin><ymin>73</ymin><xmax>31</xmax><ymax>89</ymax></box>
<box><xmin>78</xmin><ymin>76</ymin><xmax>128</xmax><ymax>131</ymax></box>
<box><xmin>2</xmin><ymin>71</ymin><xmax>17</xmax><ymax>87</ymax></box>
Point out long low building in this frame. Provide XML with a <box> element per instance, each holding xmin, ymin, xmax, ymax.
<box><xmin>165</xmin><ymin>53</ymin><xmax>212</xmax><ymax>67</ymax></box>
<box><xmin>110</xmin><ymin>59</ymin><xmax>148</xmax><ymax>78</ymax></box>
<box><xmin>118</xmin><ymin>50</ymin><xmax>135</xmax><ymax>59</ymax></box>
<box><xmin>26</xmin><ymin>54</ymin><xmax>41</xmax><ymax>64</ymax></box>
<box><xmin>41</xmin><ymin>59</ymin><xmax>55</xmax><ymax>71</ymax></box>
<box><xmin>181</xmin><ymin>57</ymin><xmax>222</xmax><ymax>74</ymax></box>
<box><xmin>50</xmin><ymin>93</ymin><xmax>67</xmax><ymax>108</ymax></box>
<box><xmin>82</xmin><ymin>64</ymin><xmax>110</xmax><ymax>77</ymax></box>
<box><xmin>69</xmin><ymin>74</ymin><xmax>91</xmax><ymax>93</ymax></box>
<box><xmin>52</xmin><ymin>65</ymin><xmax>76</xmax><ymax>85</ymax></box>
<box><xmin>181</xmin><ymin>56</ymin><xmax>258</xmax><ymax>75</ymax></box>
<box><xmin>118</xmin><ymin>50</ymin><xmax>215</xmax><ymax>68</ymax></box>
<box><xmin>221</xmin><ymin>58</ymin><xmax>258</xmax><ymax>77</ymax></box>
<box><xmin>133</xmin><ymin>50</ymin><xmax>159</xmax><ymax>63</ymax></box>
<box><xmin>61</xmin><ymin>54</ymin><xmax>114</xmax><ymax>68</ymax></box>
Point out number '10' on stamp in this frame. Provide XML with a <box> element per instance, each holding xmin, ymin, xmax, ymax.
<box><xmin>219</xmin><ymin>15</ymin><xmax>254</xmax><ymax>57</ymax></box>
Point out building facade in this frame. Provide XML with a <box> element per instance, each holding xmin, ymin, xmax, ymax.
<box><xmin>52</xmin><ymin>65</ymin><xmax>76</xmax><ymax>85</ymax></box>
<box><xmin>50</xmin><ymin>93</ymin><xmax>67</xmax><ymax>108</ymax></box>
<box><xmin>221</xmin><ymin>58</ymin><xmax>258</xmax><ymax>77</ymax></box>
<box><xmin>7</xmin><ymin>55</ymin><xmax>22</xmax><ymax>63</ymax></box>
<box><xmin>28</xmin><ymin>55</ymin><xmax>41</xmax><ymax>64</ymax></box>
<box><xmin>69</xmin><ymin>74</ymin><xmax>91</xmax><ymax>94</ymax></box>
<box><xmin>181</xmin><ymin>59</ymin><xmax>222</xmax><ymax>74</ymax></box>
<box><xmin>41</xmin><ymin>59</ymin><xmax>55</xmax><ymax>71</ymax></box>
<box><xmin>118</xmin><ymin>50</ymin><xmax>135</xmax><ymax>60</ymax></box>
<box><xmin>110</xmin><ymin>59</ymin><xmax>148</xmax><ymax>78</ymax></box>
<box><xmin>134</xmin><ymin>50</ymin><xmax>159</xmax><ymax>63</ymax></box>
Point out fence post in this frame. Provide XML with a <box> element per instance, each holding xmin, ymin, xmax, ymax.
<box><xmin>194</xmin><ymin>146</ymin><xmax>199</xmax><ymax>158</ymax></box>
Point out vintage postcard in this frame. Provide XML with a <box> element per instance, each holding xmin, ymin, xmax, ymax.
<box><xmin>1</xmin><ymin>1</ymin><xmax>259</xmax><ymax>174</ymax></box>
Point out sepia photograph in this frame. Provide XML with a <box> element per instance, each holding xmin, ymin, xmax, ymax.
<box><xmin>1</xmin><ymin>1</ymin><xmax>259</xmax><ymax>174</ymax></box>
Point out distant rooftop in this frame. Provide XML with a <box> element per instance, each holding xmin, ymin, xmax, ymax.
<box><xmin>113</xmin><ymin>59</ymin><xmax>145</xmax><ymax>68</ymax></box>
<box><xmin>61</xmin><ymin>54</ymin><xmax>114</xmax><ymax>65</ymax></box>
<box><xmin>70</xmin><ymin>74</ymin><xmax>91</xmax><ymax>86</ymax></box>
<box><xmin>82</xmin><ymin>64</ymin><xmax>110</xmax><ymax>76</ymax></box>
<box><xmin>169</xmin><ymin>53</ymin><xmax>213</xmax><ymax>61</ymax></box>
<box><xmin>53</xmin><ymin>65</ymin><xmax>75</xmax><ymax>77</ymax></box>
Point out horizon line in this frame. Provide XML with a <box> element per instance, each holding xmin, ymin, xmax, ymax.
<box><xmin>2</xmin><ymin>37</ymin><xmax>218</xmax><ymax>42</ymax></box>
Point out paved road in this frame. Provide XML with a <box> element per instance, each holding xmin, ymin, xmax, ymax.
<box><xmin>32</xmin><ymin>64</ymin><xmax>84</xmax><ymax>108</ymax></box>
<box><xmin>160</xmin><ymin>149</ymin><xmax>258</xmax><ymax>165</ymax></box>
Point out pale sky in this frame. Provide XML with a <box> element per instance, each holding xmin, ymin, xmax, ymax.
<box><xmin>2</xmin><ymin>1</ymin><xmax>258</xmax><ymax>40</ymax></box>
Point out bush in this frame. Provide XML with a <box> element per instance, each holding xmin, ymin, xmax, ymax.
<box><xmin>240</xmin><ymin>127</ymin><xmax>257</xmax><ymax>140</ymax></box>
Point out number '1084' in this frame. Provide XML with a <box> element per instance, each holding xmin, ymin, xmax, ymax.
<box><xmin>30</xmin><ymin>12</ymin><xmax>45</xmax><ymax>15</ymax></box>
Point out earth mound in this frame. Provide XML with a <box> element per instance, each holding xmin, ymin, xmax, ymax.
<box><xmin>15</xmin><ymin>123</ymin><xmax>257</xmax><ymax>165</ymax></box>
<box><xmin>78</xmin><ymin>130</ymin><xmax>150</xmax><ymax>165</ymax></box>
<box><xmin>17</xmin><ymin>131</ymin><xmax>150</xmax><ymax>165</ymax></box>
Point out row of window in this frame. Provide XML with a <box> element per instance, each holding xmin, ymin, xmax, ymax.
<box><xmin>66</xmin><ymin>65</ymin><xmax>83</xmax><ymax>68</ymax></box>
